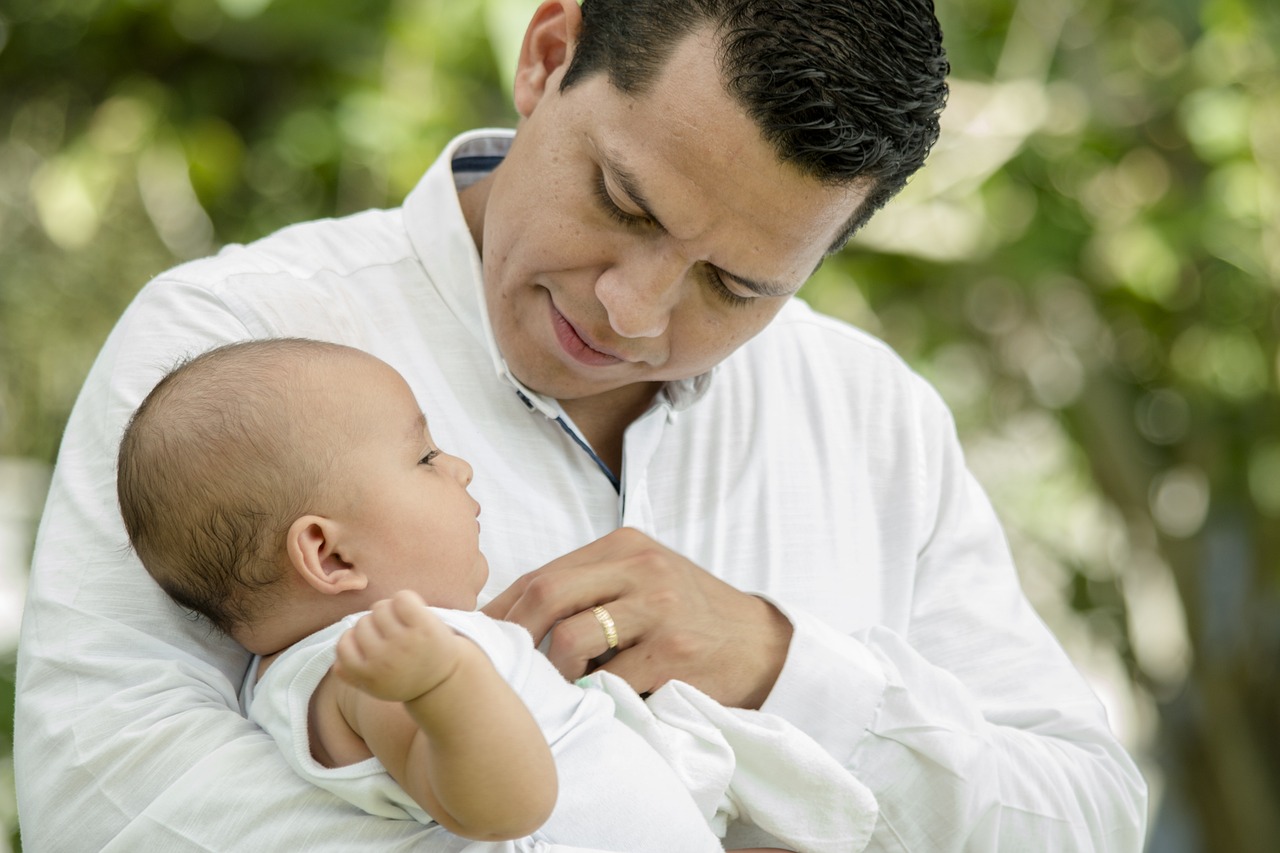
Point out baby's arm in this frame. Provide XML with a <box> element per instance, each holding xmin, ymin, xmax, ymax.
<box><xmin>326</xmin><ymin>590</ymin><xmax>557</xmax><ymax>840</ymax></box>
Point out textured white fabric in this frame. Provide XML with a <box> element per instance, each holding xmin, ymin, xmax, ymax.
<box><xmin>244</xmin><ymin>609</ymin><xmax>720</xmax><ymax>851</ymax></box>
<box><xmin>16</xmin><ymin>129</ymin><xmax>1147</xmax><ymax>852</ymax></box>
<box><xmin>583</xmin><ymin>670</ymin><xmax>878</xmax><ymax>852</ymax></box>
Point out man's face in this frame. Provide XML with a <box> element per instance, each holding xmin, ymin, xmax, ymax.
<box><xmin>472</xmin><ymin>24</ymin><xmax>868</xmax><ymax>408</ymax></box>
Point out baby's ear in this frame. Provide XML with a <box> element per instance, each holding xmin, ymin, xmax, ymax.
<box><xmin>286</xmin><ymin>515</ymin><xmax>368</xmax><ymax>595</ymax></box>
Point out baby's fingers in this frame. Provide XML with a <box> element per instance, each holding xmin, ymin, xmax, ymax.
<box><xmin>385</xmin><ymin>589</ymin><xmax>434</xmax><ymax>629</ymax></box>
<box><xmin>331</xmin><ymin>628</ymin><xmax>369</xmax><ymax>687</ymax></box>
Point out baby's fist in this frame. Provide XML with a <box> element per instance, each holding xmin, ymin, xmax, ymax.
<box><xmin>333</xmin><ymin>591</ymin><xmax>462</xmax><ymax>702</ymax></box>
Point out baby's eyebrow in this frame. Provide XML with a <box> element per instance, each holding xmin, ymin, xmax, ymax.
<box><xmin>407</xmin><ymin>411</ymin><xmax>428</xmax><ymax>442</ymax></box>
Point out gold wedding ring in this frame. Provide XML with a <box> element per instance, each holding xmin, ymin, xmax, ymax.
<box><xmin>591</xmin><ymin>605</ymin><xmax>619</xmax><ymax>650</ymax></box>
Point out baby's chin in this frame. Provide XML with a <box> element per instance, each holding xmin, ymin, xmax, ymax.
<box><xmin>471</xmin><ymin>554</ymin><xmax>492</xmax><ymax>608</ymax></box>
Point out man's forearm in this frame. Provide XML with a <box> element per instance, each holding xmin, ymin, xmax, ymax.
<box><xmin>761</xmin><ymin>608</ymin><xmax>1147</xmax><ymax>851</ymax></box>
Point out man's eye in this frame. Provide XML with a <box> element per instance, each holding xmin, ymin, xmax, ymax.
<box><xmin>419</xmin><ymin>450</ymin><xmax>440</xmax><ymax>466</ymax></box>
<box><xmin>704</xmin><ymin>266</ymin><xmax>754</xmax><ymax>308</ymax></box>
<box><xmin>594</xmin><ymin>174</ymin><xmax>654</xmax><ymax>229</ymax></box>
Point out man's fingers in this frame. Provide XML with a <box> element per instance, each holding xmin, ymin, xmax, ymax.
<box><xmin>593</xmin><ymin>646</ymin><xmax>663</xmax><ymax>698</ymax></box>
<box><xmin>501</xmin><ymin>564</ymin><xmax>639</xmax><ymax>645</ymax></box>
<box><xmin>479</xmin><ymin>574</ymin><xmax>529</xmax><ymax>620</ymax></box>
<box><xmin>543</xmin><ymin>601</ymin><xmax>640</xmax><ymax>679</ymax></box>
<box><xmin>482</xmin><ymin>528</ymin><xmax>648</xmax><ymax>622</ymax></box>
<box><xmin>479</xmin><ymin>528</ymin><xmax>792</xmax><ymax>708</ymax></box>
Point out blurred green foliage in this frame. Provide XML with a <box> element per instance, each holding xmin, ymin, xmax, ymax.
<box><xmin>0</xmin><ymin>0</ymin><xmax>514</xmax><ymax>462</ymax></box>
<box><xmin>2</xmin><ymin>1</ymin><xmax>1279</xmax><ymax>851</ymax></box>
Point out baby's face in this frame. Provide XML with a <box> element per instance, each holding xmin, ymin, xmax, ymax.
<box><xmin>321</xmin><ymin>353</ymin><xmax>488</xmax><ymax>610</ymax></box>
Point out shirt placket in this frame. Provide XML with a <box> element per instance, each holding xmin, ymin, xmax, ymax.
<box><xmin>617</xmin><ymin>404</ymin><xmax>672</xmax><ymax>533</ymax></box>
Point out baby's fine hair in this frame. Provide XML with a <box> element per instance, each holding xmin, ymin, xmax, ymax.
<box><xmin>117</xmin><ymin>338</ymin><xmax>356</xmax><ymax>637</ymax></box>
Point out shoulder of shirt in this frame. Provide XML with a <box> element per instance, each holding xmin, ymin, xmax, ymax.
<box><xmin>153</xmin><ymin>206</ymin><xmax>416</xmax><ymax>288</ymax></box>
<box><xmin>730</xmin><ymin>298</ymin><xmax>953</xmax><ymax>419</ymax></box>
<box><xmin>752</xmin><ymin>298</ymin><xmax>919</xmax><ymax>375</ymax></box>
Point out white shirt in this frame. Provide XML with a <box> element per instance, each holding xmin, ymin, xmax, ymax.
<box><xmin>15</xmin><ymin>130</ymin><xmax>1146</xmax><ymax>852</ymax></box>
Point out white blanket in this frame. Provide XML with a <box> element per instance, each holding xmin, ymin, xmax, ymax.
<box><xmin>581</xmin><ymin>672</ymin><xmax>879</xmax><ymax>853</ymax></box>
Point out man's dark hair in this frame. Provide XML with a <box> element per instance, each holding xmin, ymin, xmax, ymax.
<box><xmin>561</xmin><ymin>0</ymin><xmax>949</xmax><ymax>248</ymax></box>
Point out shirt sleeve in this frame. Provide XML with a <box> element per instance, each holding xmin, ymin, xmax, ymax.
<box><xmin>759</xmin><ymin>379</ymin><xmax>1148</xmax><ymax>852</ymax></box>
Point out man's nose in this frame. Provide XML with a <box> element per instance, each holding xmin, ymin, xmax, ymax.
<box><xmin>595</xmin><ymin>250</ymin><xmax>687</xmax><ymax>339</ymax></box>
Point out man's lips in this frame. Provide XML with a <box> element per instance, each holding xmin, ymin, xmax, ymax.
<box><xmin>550</xmin><ymin>306</ymin><xmax>626</xmax><ymax>367</ymax></box>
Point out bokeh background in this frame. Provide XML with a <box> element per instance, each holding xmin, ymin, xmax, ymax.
<box><xmin>2</xmin><ymin>1</ymin><xmax>1278</xmax><ymax>850</ymax></box>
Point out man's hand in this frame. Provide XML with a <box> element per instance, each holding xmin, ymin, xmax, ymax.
<box><xmin>482</xmin><ymin>528</ymin><xmax>793</xmax><ymax>709</ymax></box>
<box><xmin>334</xmin><ymin>591</ymin><xmax>463</xmax><ymax>702</ymax></box>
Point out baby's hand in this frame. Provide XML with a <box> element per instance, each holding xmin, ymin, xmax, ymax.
<box><xmin>333</xmin><ymin>590</ymin><xmax>463</xmax><ymax>702</ymax></box>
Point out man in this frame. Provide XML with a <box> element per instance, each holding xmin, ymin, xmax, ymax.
<box><xmin>15</xmin><ymin>1</ymin><xmax>1147</xmax><ymax>850</ymax></box>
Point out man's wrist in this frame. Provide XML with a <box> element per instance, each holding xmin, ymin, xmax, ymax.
<box><xmin>738</xmin><ymin>595</ymin><xmax>794</xmax><ymax>710</ymax></box>
<box><xmin>758</xmin><ymin>608</ymin><xmax>889</xmax><ymax>763</ymax></box>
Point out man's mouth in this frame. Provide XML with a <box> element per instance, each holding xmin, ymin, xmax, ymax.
<box><xmin>550</xmin><ymin>305</ymin><xmax>626</xmax><ymax>367</ymax></box>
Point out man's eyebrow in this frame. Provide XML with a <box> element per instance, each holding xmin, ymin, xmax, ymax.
<box><xmin>604</xmin><ymin>152</ymin><xmax>799</xmax><ymax>299</ymax></box>
<box><xmin>604</xmin><ymin>155</ymin><xmax>665</xmax><ymax>231</ymax></box>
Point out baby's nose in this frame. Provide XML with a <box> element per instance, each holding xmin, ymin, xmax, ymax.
<box><xmin>446</xmin><ymin>453</ymin><xmax>474</xmax><ymax>487</ymax></box>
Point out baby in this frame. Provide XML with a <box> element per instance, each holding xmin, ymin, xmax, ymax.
<box><xmin>117</xmin><ymin>338</ymin><xmax>871</xmax><ymax>852</ymax></box>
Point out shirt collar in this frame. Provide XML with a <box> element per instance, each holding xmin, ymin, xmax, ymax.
<box><xmin>402</xmin><ymin>129</ymin><xmax>715</xmax><ymax>418</ymax></box>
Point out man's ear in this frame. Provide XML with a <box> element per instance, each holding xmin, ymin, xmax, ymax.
<box><xmin>286</xmin><ymin>515</ymin><xmax>369</xmax><ymax>596</ymax></box>
<box><xmin>513</xmin><ymin>0</ymin><xmax>582</xmax><ymax>118</ymax></box>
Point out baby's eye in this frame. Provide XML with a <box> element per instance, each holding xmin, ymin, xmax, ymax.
<box><xmin>419</xmin><ymin>450</ymin><xmax>440</xmax><ymax>466</ymax></box>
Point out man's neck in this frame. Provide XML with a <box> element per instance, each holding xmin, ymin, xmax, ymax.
<box><xmin>457</xmin><ymin>171</ymin><xmax>492</xmax><ymax>253</ymax></box>
<box><xmin>560</xmin><ymin>381</ymin><xmax>663</xmax><ymax>477</ymax></box>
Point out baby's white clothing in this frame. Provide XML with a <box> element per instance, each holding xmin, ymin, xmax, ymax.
<box><xmin>243</xmin><ymin>608</ymin><xmax>875</xmax><ymax>852</ymax></box>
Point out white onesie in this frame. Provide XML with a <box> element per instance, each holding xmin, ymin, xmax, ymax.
<box><xmin>243</xmin><ymin>608</ymin><xmax>876</xmax><ymax>852</ymax></box>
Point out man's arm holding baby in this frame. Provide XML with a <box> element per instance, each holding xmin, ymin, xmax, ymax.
<box><xmin>319</xmin><ymin>590</ymin><xmax>557</xmax><ymax>841</ymax></box>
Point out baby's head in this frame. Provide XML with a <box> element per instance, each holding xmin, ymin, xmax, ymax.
<box><xmin>118</xmin><ymin>339</ymin><xmax>487</xmax><ymax>653</ymax></box>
